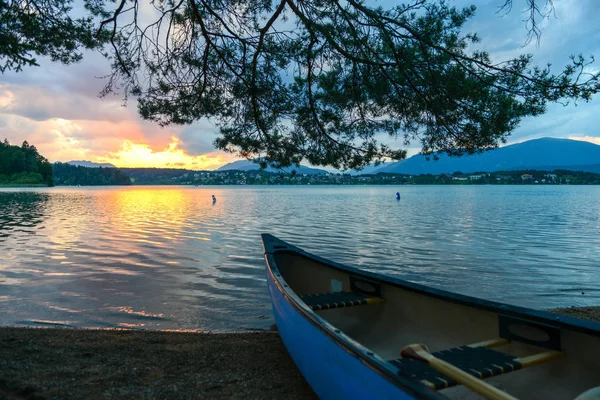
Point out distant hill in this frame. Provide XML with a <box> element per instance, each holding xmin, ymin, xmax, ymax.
<box><xmin>217</xmin><ymin>159</ymin><xmax>328</xmax><ymax>175</ymax></box>
<box><xmin>373</xmin><ymin>138</ymin><xmax>600</xmax><ymax>175</ymax></box>
<box><xmin>346</xmin><ymin>163</ymin><xmax>385</xmax><ymax>175</ymax></box>
<box><xmin>67</xmin><ymin>160</ymin><xmax>116</xmax><ymax>168</ymax></box>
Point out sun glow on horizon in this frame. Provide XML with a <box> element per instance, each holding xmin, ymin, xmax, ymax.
<box><xmin>95</xmin><ymin>137</ymin><xmax>231</xmax><ymax>170</ymax></box>
<box><xmin>569</xmin><ymin>136</ymin><xmax>600</xmax><ymax>146</ymax></box>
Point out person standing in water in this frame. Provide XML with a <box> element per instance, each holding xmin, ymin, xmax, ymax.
<box><xmin>396</xmin><ymin>192</ymin><xmax>401</xmax><ymax>200</ymax></box>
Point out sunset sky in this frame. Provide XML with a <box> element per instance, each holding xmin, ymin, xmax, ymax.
<box><xmin>1</xmin><ymin>0</ymin><xmax>599</xmax><ymax>170</ymax></box>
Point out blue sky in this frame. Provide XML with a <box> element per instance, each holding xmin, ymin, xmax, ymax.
<box><xmin>0</xmin><ymin>0</ymin><xmax>598</xmax><ymax>169</ymax></box>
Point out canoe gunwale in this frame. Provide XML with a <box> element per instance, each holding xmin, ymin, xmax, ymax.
<box><xmin>262</xmin><ymin>234</ymin><xmax>600</xmax><ymax>338</ymax></box>
<box><xmin>261</xmin><ymin>233</ymin><xmax>600</xmax><ymax>399</ymax></box>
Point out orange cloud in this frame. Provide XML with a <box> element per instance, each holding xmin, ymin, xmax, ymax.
<box><xmin>95</xmin><ymin>137</ymin><xmax>234</xmax><ymax>170</ymax></box>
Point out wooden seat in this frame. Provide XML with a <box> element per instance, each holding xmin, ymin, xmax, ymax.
<box><xmin>299</xmin><ymin>291</ymin><xmax>384</xmax><ymax>311</ymax></box>
<box><xmin>391</xmin><ymin>338</ymin><xmax>563</xmax><ymax>390</ymax></box>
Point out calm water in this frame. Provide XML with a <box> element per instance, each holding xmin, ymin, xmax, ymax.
<box><xmin>1</xmin><ymin>185</ymin><xmax>599</xmax><ymax>331</ymax></box>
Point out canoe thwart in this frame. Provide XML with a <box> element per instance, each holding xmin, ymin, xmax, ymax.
<box><xmin>468</xmin><ymin>338</ymin><xmax>510</xmax><ymax>349</ymax></box>
<box><xmin>392</xmin><ymin>345</ymin><xmax>523</xmax><ymax>390</ymax></box>
<box><xmin>300</xmin><ymin>291</ymin><xmax>384</xmax><ymax>311</ymax></box>
<box><xmin>514</xmin><ymin>350</ymin><xmax>564</xmax><ymax>368</ymax></box>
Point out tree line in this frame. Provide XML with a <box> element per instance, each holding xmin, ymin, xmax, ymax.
<box><xmin>117</xmin><ymin>168</ymin><xmax>600</xmax><ymax>186</ymax></box>
<box><xmin>53</xmin><ymin>163</ymin><xmax>132</xmax><ymax>186</ymax></box>
<box><xmin>0</xmin><ymin>139</ymin><xmax>54</xmax><ymax>186</ymax></box>
<box><xmin>0</xmin><ymin>139</ymin><xmax>134</xmax><ymax>186</ymax></box>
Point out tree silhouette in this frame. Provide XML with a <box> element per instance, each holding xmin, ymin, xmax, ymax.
<box><xmin>1</xmin><ymin>0</ymin><xmax>598</xmax><ymax>170</ymax></box>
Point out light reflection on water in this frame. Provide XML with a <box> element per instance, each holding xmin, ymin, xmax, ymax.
<box><xmin>0</xmin><ymin>185</ymin><xmax>599</xmax><ymax>331</ymax></box>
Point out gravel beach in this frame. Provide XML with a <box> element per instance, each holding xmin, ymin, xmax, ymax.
<box><xmin>0</xmin><ymin>329</ymin><xmax>315</xmax><ymax>400</ymax></box>
<box><xmin>1</xmin><ymin>307</ymin><xmax>598</xmax><ymax>400</ymax></box>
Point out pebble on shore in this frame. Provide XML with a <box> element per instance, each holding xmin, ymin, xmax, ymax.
<box><xmin>0</xmin><ymin>307</ymin><xmax>598</xmax><ymax>400</ymax></box>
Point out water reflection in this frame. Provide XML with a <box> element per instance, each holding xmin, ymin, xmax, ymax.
<box><xmin>0</xmin><ymin>187</ymin><xmax>274</xmax><ymax>331</ymax></box>
<box><xmin>0</xmin><ymin>192</ymin><xmax>49</xmax><ymax>242</ymax></box>
<box><xmin>0</xmin><ymin>185</ymin><xmax>599</xmax><ymax>331</ymax></box>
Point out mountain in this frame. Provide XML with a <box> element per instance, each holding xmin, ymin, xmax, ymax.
<box><xmin>373</xmin><ymin>138</ymin><xmax>600</xmax><ymax>175</ymax></box>
<box><xmin>346</xmin><ymin>163</ymin><xmax>385</xmax><ymax>175</ymax></box>
<box><xmin>66</xmin><ymin>160</ymin><xmax>116</xmax><ymax>168</ymax></box>
<box><xmin>217</xmin><ymin>159</ymin><xmax>328</xmax><ymax>175</ymax></box>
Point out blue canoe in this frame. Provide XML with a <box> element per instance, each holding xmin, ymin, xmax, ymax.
<box><xmin>261</xmin><ymin>234</ymin><xmax>600</xmax><ymax>400</ymax></box>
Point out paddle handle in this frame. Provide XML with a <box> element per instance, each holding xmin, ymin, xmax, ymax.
<box><xmin>428</xmin><ymin>356</ymin><xmax>518</xmax><ymax>400</ymax></box>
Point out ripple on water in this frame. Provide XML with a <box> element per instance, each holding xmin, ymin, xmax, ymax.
<box><xmin>0</xmin><ymin>185</ymin><xmax>599</xmax><ymax>331</ymax></box>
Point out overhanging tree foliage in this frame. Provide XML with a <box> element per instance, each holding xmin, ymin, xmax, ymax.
<box><xmin>0</xmin><ymin>0</ymin><xmax>105</xmax><ymax>72</ymax></box>
<box><xmin>2</xmin><ymin>0</ymin><xmax>599</xmax><ymax>170</ymax></box>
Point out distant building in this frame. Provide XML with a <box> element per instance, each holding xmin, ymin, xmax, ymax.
<box><xmin>521</xmin><ymin>174</ymin><xmax>533</xmax><ymax>181</ymax></box>
<box><xmin>469</xmin><ymin>175</ymin><xmax>483</xmax><ymax>180</ymax></box>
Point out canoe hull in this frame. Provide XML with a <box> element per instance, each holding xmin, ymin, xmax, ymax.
<box><xmin>266</xmin><ymin>263</ymin><xmax>416</xmax><ymax>400</ymax></box>
<box><xmin>262</xmin><ymin>233</ymin><xmax>600</xmax><ymax>400</ymax></box>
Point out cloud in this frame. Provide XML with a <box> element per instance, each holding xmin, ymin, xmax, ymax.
<box><xmin>451</xmin><ymin>0</ymin><xmax>600</xmax><ymax>146</ymax></box>
<box><xmin>0</xmin><ymin>113</ymin><xmax>236</xmax><ymax>169</ymax></box>
<box><xmin>177</xmin><ymin>122</ymin><xmax>221</xmax><ymax>155</ymax></box>
<box><xmin>0</xmin><ymin>50</ymin><xmax>111</xmax><ymax>98</ymax></box>
<box><xmin>0</xmin><ymin>83</ymin><xmax>131</xmax><ymax>123</ymax></box>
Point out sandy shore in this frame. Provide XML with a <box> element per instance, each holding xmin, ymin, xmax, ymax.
<box><xmin>1</xmin><ymin>307</ymin><xmax>598</xmax><ymax>400</ymax></box>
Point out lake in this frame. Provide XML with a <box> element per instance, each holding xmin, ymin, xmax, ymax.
<box><xmin>1</xmin><ymin>185</ymin><xmax>599</xmax><ymax>331</ymax></box>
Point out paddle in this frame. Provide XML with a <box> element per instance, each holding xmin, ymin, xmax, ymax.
<box><xmin>400</xmin><ymin>344</ymin><xmax>518</xmax><ymax>400</ymax></box>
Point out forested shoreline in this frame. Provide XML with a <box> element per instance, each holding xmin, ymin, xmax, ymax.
<box><xmin>2</xmin><ymin>137</ymin><xmax>600</xmax><ymax>187</ymax></box>
<box><xmin>53</xmin><ymin>163</ymin><xmax>132</xmax><ymax>186</ymax></box>
<box><xmin>0</xmin><ymin>139</ymin><xmax>53</xmax><ymax>186</ymax></box>
<box><xmin>120</xmin><ymin>167</ymin><xmax>600</xmax><ymax>186</ymax></box>
<box><xmin>0</xmin><ymin>139</ymin><xmax>133</xmax><ymax>187</ymax></box>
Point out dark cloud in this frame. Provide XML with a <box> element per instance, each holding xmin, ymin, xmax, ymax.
<box><xmin>177</xmin><ymin>123</ymin><xmax>221</xmax><ymax>156</ymax></box>
<box><xmin>1</xmin><ymin>84</ymin><xmax>131</xmax><ymax>123</ymax></box>
<box><xmin>1</xmin><ymin>50</ymin><xmax>110</xmax><ymax>98</ymax></box>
